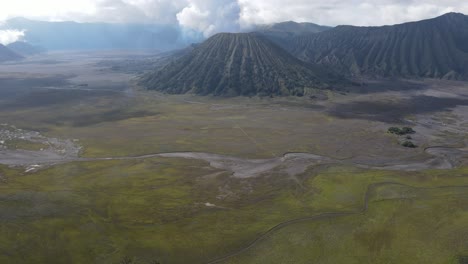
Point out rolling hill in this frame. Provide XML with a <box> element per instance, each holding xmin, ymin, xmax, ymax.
<box><xmin>7</xmin><ymin>41</ymin><xmax>44</xmax><ymax>57</ymax></box>
<box><xmin>286</xmin><ymin>12</ymin><xmax>468</xmax><ymax>79</ymax></box>
<box><xmin>0</xmin><ymin>44</ymin><xmax>23</xmax><ymax>62</ymax></box>
<box><xmin>141</xmin><ymin>33</ymin><xmax>341</xmax><ymax>96</ymax></box>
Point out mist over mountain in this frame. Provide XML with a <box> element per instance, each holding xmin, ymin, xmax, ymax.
<box><xmin>286</xmin><ymin>13</ymin><xmax>468</xmax><ymax>80</ymax></box>
<box><xmin>252</xmin><ymin>21</ymin><xmax>331</xmax><ymax>48</ymax></box>
<box><xmin>0</xmin><ymin>44</ymin><xmax>22</xmax><ymax>62</ymax></box>
<box><xmin>141</xmin><ymin>33</ymin><xmax>341</xmax><ymax>96</ymax></box>
<box><xmin>254</xmin><ymin>21</ymin><xmax>330</xmax><ymax>37</ymax></box>
<box><xmin>6</xmin><ymin>41</ymin><xmax>44</xmax><ymax>56</ymax></box>
<box><xmin>0</xmin><ymin>17</ymin><xmax>204</xmax><ymax>51</ymax></box>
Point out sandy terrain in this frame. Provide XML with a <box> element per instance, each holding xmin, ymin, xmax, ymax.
<box><xmin>0</xmin><ymin>52</ymin><xmax>467</xmax><ymax>176</ymax></box>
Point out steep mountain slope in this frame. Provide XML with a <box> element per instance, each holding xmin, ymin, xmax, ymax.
<box><xmin>7</xmin><ymin>41</ymin><xmax>44</xmax><ymax>56</ymax></box>
<box><xmin>141</xmin><ymin>33</ymin><xmax>341</xmax><ymax>96</ymax></box>
<box><xmin>0</xmin><ymin>44</ymin><xmax>23</xmax><ymax>62</ymax></box>
<box><xmin>288</xmin><ymin>13</ymin><xmax>468</xmax><ymax>79</ymax></box>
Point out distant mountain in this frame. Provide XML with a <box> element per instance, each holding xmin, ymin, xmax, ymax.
<box><xmin>0</xmin><ymin>17</ymin><xmax>204</xmax><ymax>51</ymax></box>
<box><xmin>141</xmin><ymin>33</ymin><xmax>341</xmax><ymax>96</ymax></box>
<box><xmin>7</xmin><ymin>41</ymin><xmax>44</xmax><ymax>56</ymax></box>
<box><xmin>0</xmin><ymin>44</ymin><xmax>23</xmax><ymax>62</ymax></box>
<box><xmin>253</xmin><ymin>21</ymin><xmax>331</xmax><ymax>47</ymax></box>
<box><xmin>287</xmin><ymin>13</ymin><xmax>468</xmax><ymax>80</ymax></box>
<box><xmin>97</xmin><ymin>44</ymin><xmax>197</xmax><ymax>74</ymax></box>
<box><xmin>254</xmin><ymin>21</ymin><xmax>331</xmax><ymax>36</ymax></box>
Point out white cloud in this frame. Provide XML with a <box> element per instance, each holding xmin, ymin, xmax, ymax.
<box><xmin>0</xmin><ymin>29</ymin><xmax>25</xmax><ymax>45</ymax></box>
<box><xmin>177</xmin><ymin>0</ymin><xmax>241</xmax><ymax>37</ymax></box>
<box><xmin>237</xmin><ymin>0</ymin><xmax>468</xmax><ymax>27</ymax></box>
<box><xmin>0</xmin><ymin>0</ymin><xmax>467</xmax><ymax>37</ymax></box>
<box><xmin>0</xmin><ymin>0</ymin><xmax>96</xmax><ymax>22</ymax></box>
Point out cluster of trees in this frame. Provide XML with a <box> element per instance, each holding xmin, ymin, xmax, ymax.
<box><xmin>387</xmin><ymin>127</ymin><xmax>417</xmax><ymax>148</ymax></box>
<box><xmin>401</xmin><ymin>141</ymin><xmax>417</xmax><ymax>148</ymax></box>
<box><xmin>387</xmin><ymin>127</ymin><xmax>415</xmax><ymax>135</ymax></box>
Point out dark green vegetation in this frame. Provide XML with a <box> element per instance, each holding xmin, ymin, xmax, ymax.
<box><xmin>140</xmin><ymin>33</ymin><xmax>342</xmax><ymax>96</ymax></box>
<box><xmin>0</xmin><ymin>44</ymin><xmax>23</xmax><ymax>62</ymax></box>
<box><xmin>7</xmin><ymin>41</ymin><xmax>44</xmax><ymax>57</ymax></box>
<box><xmin>387</xmin><ymin>127</ymin><xmax>417</xmax><ymax>148</ymax></box>
<box><xmin>401</xmin><ymin>140</ymin><xmax>417</xmax><ymax>148</ymax></box>
<box><xmin>388</xmin><ymin>127</ymin><xmax>415</xmax><ymax>135</ymax></box>
<box><xmin>287</xmin><ymin>13</ymin><xmax>468</xmax><ymax>79</ymax></box>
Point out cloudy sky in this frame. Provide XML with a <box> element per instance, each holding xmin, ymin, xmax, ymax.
<box><xmin>0</xmin><ymin>0</ymin><xmax>467</xmax><ymax>43</ymax></box>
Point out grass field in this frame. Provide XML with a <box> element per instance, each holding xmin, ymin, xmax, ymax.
<box><xmin>0</xmin><ymin>159</ymin><xmax>466</xmax><ymax>263</ymax></box>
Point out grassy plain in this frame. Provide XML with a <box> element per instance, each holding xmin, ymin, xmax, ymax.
<box><xmin>0</xmin><ymin>161</ymin><xmax>467</xmax><ymax>263</ymax></box>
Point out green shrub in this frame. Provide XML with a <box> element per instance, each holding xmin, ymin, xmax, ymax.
<box><xmin>401</xmin><ymin>127</ymin><xmax>416</xmax><ymax>134</ymax></box>
<box><xmin>401</xmin><ymin>141</ymin><xmax>417</xmax><ymax>148</ymax></box>
<box><xmin>388</xmin><ymin>127</ymin><xmax>402</xmax><ymax>135</ymax></box>
<box><xmin>388</xmin><ymin>126</ymin><xmax>416</xmax><ymax>135</ymax></box>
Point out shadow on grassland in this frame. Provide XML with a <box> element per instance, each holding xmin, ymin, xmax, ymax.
<box><xmin>48</xmin><ymin>109</ymin><xmax>158</xmax><ymax>127</ymax></box>
<box><xmin>346</xmin><ymin>78</ymin><xmax>430</xmax><ymax>94</ymax></box>
<box><xmin>0</xmin><ymin>89</ymin><xmax>115</xmax><ymax>109</ymax></box>
<box><xmin>328</xmin><ymin>95</ymin><xmax>468</xmax><ymax>122</ymax></box>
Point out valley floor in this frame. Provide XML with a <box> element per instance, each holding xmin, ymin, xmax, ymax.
<box><xmin>0</xmin><ymin>53</ymin><xmax>466</xmax><ymax>263</ymax></box>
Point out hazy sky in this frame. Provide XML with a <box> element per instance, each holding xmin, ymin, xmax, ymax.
<box><xmin>0</xmin><ymin>0</ymin><xmax>467</xmax><ymax>43</ymax></box>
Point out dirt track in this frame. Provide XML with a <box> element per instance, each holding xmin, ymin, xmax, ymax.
<box><xmin>205</xmin><ymin>182</ymin><xmax>468</xmax><ymax>263</ymax></box>
<box><xmin>0</xmin><ymin>122</ymin><xmax>466</xmax><ymax>175</ymax></box>
<box><xmin>1</xmin><ymin>146</ymin><xmax>466</xmax><ymax>176</ymax></box>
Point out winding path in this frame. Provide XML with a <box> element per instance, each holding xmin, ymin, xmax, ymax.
<box><xmin>205</xmin><ymin>182</ymin><xmax>468</xmax><ymax>263</ymax></box>
<box><xmin>2</xmin><ymin>144</ymin><xmax>467</xmax><ymax>174</ymax></box>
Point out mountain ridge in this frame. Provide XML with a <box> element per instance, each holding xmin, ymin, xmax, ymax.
<box><xmin>286</xmin><ymin>12</ymin><xmax>468</xmax><ymax>80</ymax></box>
<box><xmin>253</xmin><ymin>21</ymin><xmax>331</xmax><ymax>35</ymax></box>
<box><xmin>0</xmin><ymin>44</ymin><xmax>23</xmax><ymax>62</ymax></box>
<box><xmin>1</xmin><ymin>17</ymin><xmax>203</xmax><ymax>51</ymax></box>
<box><xmin>7</xmin><ymin>41</ymin><xmax>45</xmax><ymax>56</ymax></box>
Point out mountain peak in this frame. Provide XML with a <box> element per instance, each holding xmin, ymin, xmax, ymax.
<box><xmin>255</xmin><ymin>21</ymin><xmax>330</xmax><ymax>33</ymax></box>
<box><xmin>141</xmin><ymin>32</ymin><xmax>340</xmax><ymax>96</ymax></box>
<box><xmin>439</xmin><ymin>12</ymin><xmax>466</xmax><ymax>18</ymax></box>
<box><xmin>432</xmin><ymin>12</ymin><xmax>467</xmax><ymax>23</ymax></box>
